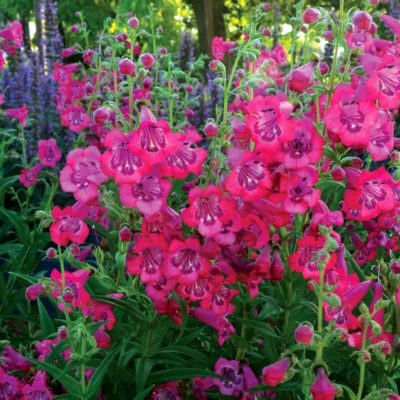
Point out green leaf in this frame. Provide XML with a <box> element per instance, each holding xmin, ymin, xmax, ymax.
<box><xmin>85</xmin><ymin>347</ymin><xmax>119</xmax><ymax>399</ymax></box>
<box><xmin>147</xmin><ymin>368</ymin><xmax>219</xmax><ymax>384</ymax></box>
<box><xmin>0</xmin><ymin>207</ymin><xmax>31</xmax><ymax>244</ymax></box>
<box><xmin>133</xmin><ymin>385</ymin><xmax>155</xmax><ymax>400</ymax></box>
<box><xmin>247</xmin><ymin>381</ymin><xmax>303</xmax><ymax>392</ymax></box>
<box><xmin>157</xmin><ymin>346</ymin><xmax>211</xmax><ymax>367</ymax></box>
<box><xmin>37</xmin><ymin>298</ymin><xmax>56</xmax><ymax>337</ymax></box>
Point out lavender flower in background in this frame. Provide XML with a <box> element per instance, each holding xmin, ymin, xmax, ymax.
<box><xmin>176</xmin><ymin>31</ymin><xmax>196</xmax><ymax>71</ymax></box>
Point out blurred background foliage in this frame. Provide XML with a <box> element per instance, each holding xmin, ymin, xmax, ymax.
<box><xmin>0</xmin><ymin>0</ymin><xmax>392</xmax><ymax>56</ymax></box>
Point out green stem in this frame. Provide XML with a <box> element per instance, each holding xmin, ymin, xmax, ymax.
<box><xmin>80</xmin><ymin>338</ymin><xmax>87</xmax><ymax>394</ymax></box>
<box><xmin>356</xmin><ymin>319</ymin><xmax>369</xmax><ymax>400</ymax></box>
<box><xmin>19</xmin><ymin>126</ymin><xmax>28</xmax><ymax>168</ymax></box>
<box><xmin>57</xmin><ymin>244</ymin><xmax>66</xmax><ymax>289</ymax></box>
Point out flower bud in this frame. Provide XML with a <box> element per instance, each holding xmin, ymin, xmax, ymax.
<box><xmin>128</xmin><ymin>17</ymin><xmax>140</xmax><ymax>28</ymax></box>
<box><xmin>119</xmin><ymin>58</ymin><xmax>136</xmax><ymax>75</ymax></box>
<box><xmin>58</xmin><ymin>326</ymin><xmax>68</xmax><ymax>340</ymax></box>
<box><xmin>380</xmin><ymin>341</ymin><xmax>391</xmax><ymax>355</ymax></box>
<box><xmin>119</xmin><ymin>226</ymin><xmax>132</xmax><ymax>242</ymax></box>
<box><xmin>370</xmin><ymin>320</ymin><xmax>383</xmax><ymax>337</ymax></box>
<box><xmin>262</xmin><ymin>358</ymin><xmax>290</xmax><ymax>387</ymax></box>
<box><xmin>69</xmin><ymin>243</ymin><xmax>80</xmax><ymax>257</ymax></box>
<box><xmin>270</xmin><ymin>250</ymin><xmax>285</xmax><ymax>281</ymax></box>
<box><xmin>139</xmin><ymin>53</ymin><xmax>155</xmax><ymax>69</ymax></box>
<box><xmin>262</xmin><ymin>3</ymin><xmax>271</xmax><ymax>10</ymax></box>
<box><xmin>117</xmin><ymin>32</ymin><xmax>128</xmax><ymax>42</ymax></box>
<box><xmin>93</xmin><ymin>106</ymin><xmax>111</xmax><ymax>125</ymax></box>
<box><xmin>303</xmin><ymin>8</ymin><xmax>322</xmax><ymax>24</ymax></box>
<box><xmin>331</xmin><ymin>165</ymin><xmax>346</xmax><ymax>181</ymax></box>
<box><xmin>360</xmin><ymin>350</ymin><xmax>371</xmax><ymax>363</ymax></box>
<box><xmin>262</xmin><ymin>28</ymin><xmax>271</xmax><ymax>36</ymax></box>
<box><xmin>70</xmin><ymin>25</ymin><xmax>79</xmax><ymax>33</ymax></box>
<box><xmin>319</xmin><ymin>62</ymin><xmax>329</xmax><ymax>75</ymax></box>
<box><xmin>62</xmin><ymin>290</ymin><xmax>75</xmax><ymax>304</ymax></box>
<box><xmin>46</xmin><ymin>247</ymin><xmax>57</xmax><ymax>259</ymax></box>
<box><xmin>209</xmin><ymin>60</ymin><xmax>219</xmax><ymax>72</ymax></box>
<box><xmin>133</xmin><ymin>44</ymin><xmax>142</xmax><ymax>56</ymax></box>
<box><xmin>159</xmin><ymin>47</ymin><xmax>168</xmax><ymax>55</ymax></box>
<box><xmin>310</xmin><ymin>368</ymin><xmax>336</xmax><ymax>400</ymax></box>
<box><xmin>204</xmin><ymin>122</ymin><xmax>218</xmax><ymax>138</ymax></box>
<box><xmin>390</xmin><ymin>260</ymin><xmax>400</xmax><ymax>274</ymax></box>
<box><xmin>323</xmin><ymin>31</ymin><xmax>334</xmax><ymax>41</ymax></box>
<box><xmin>294</xmin><ymin>324</ymin><xmax>314</xmax><ymax>345</ymax></box>
<box><xmin>25</xmin><ymin>283</ymin><xmax>44</xmax><ymax>301</ymax></box>
<box><xmin>353</xmin><ymin>11</ymin><xmax>373</xmax><ymax>31</ymax></box>
<box><xmin>288</xmin><ymin>62</ymin><xmax>315</xmax><ymax>92</ymax></box>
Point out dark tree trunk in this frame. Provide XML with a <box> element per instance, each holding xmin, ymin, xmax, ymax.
<box><xmin>187</xmin><ymin>0</ymin><xmax>226</xmax><ymax>57</ymax></box>
<box><xmin>33</xmin><ymin>0</ymin><xmax>44</xmax><ymax>65</ymax></box>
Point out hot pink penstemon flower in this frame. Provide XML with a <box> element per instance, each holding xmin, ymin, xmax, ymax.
<box><xmin>38</xmin><ymin>138</ymin><xmax>62</xmax><ymax>167</ymax></box>
<box><xmin>324</xmin><ymin>83</ymin><xmax>378</xmax><ymax>148</ymax></box>
<box><xmin>21</xmin><ymin>371</ymin><xmax>54</xmax><ymax>400</ymax></box>
<box><xmin>224</xmin><ymin>148</ymin><xmax>272</xmax><ymax>201</ymax></box>
<box><xmin>342</xmin><ymin>167</ymin><xmax>395</xmax><ymax>221</ymax></box>
<box><xmin>165</xmin><ymin>238</ymin><xmax>210</xmax><ymax>284</ymax></box>
<box><xmin>60</xmin><ymin>146</ymin><xmax>106</xmax><ymax>204</ymax></box>
<box><xmin>276</xmin><ymin>118</ymin><xmax>323</xmax><ymax>169</ymax></box>
<box><xmin>364</xmin><ymin>55</ymin><xmax>400</xmax><ymax>110</ymax></box>
<box><xmin>129</xmin><ymin>105</ymin><xmax>178</xmax><ymax>165</ymax></box>
<box><xmin>61</xmin><ymin>104</ymin><xmax>91</xmax><ymax>132</ymax></box>
<box><xmin>4</xmin><ymin>104</ymin><xmax>29</xmax><ymax>126</ymax></box>
<box><xmin>213</xmin><ymin>358</ymin><xmax>244</xmax><ymax>396</ymax></box>
<box><xmin>0</xmin><ymin>366</ymin><xmax>21</xmax><ymax>399</ymax></box>
<box><xmin>182</xmin><ymin>185</ymin><xmax>238</xmax><ymax>237</ymax></box>
<box><xmin>100</xmin><ymin>129</ymin><xmax>144</xmax><ymax>184</ymax></box>
<box><xmin>161</xmin><ymin>127</ymin><xmax>207</xmax><ymax>179</ymax></box>
<box><xmin>127</xmin><ymin>234</ymin><xmax>168</xmax><ymax>284</ymax></box>
<box><xmin>49</xmin><ymin>203</ymin><xmax>90</xmax><ymax>246</ymax></box>
<box><xmin>244</xmin><ymin>95</ymin><xmax>295</xmax><ymax>153</ymax></box>
<box><xmin>366</xmin><ymin>110</ymin><xmax>394</xmax><ymax>161</ymax></box>
<box><xmin>278</xmin><ymin>166</ymin><xmax>321</xmax><ymax>214</ymax></box>
<box><xmin>119</xmin><ymin>173</ymin><xmax>171</xmax><ymax>215</ymax></box>
<box><xmin>0</xmin><ymin>20</ymin><xmax>23</xmax><ymax>47</ymax></box>
<box><xmin>19</xmin><ymin>163</ymin><xmax>42</xmax><ymax>188</ymax></box>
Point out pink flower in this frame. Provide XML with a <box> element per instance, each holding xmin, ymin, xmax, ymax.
<box><xmin>100</xmin><ymin>129</ymin><xmax>143</xmax><ymax>184</ymax></box>
<box><xmin>119</xmin><ymin>58</ymin><xmax>136</xmax><ymax>75</ymax></box>
<box><xmin>262</xmin><ymin>358</ymin><xmax>290</xmax><ymax>387</ymax></box>
<box><xmin>4</xmin><ymin>105</ymin><xmax>29</xmax><ymax>126</ymax></box>
<box><xmin>61</xmin><ymin>46</ymin><xmax>76</xmax><ymax>58</ymax></box>
<box><xmin>21</xmin><ymin>371</ymin><xmax>54</xmax><ymax>400</ymax></box>
<box><xmin>212</xmin><ymin>37</ymin><xmax>225</xmax><ymax>61</ymax></box>
<box><xmin>2</xmin><ymin>345</ymin><xmax>31</xmax><ymax>372</ymax></box>
<box><xmin>60</xmin><ymin>146</ymin><xmax>106</xmax><ymax>204</ymax></box>
<box><xmin>324</xmin><ymin>84</ymin><xmax>378</xmax><ymax>148</ymax></box>
<box><xmin>310</xmin><ymin>368</ymin><xmax>336</xmax><ymax>400</ymax></box>
<box><xmin>61</xmin><ymin>105</ymin><xmax>91</xmax><ymax>133</ymax></box>
<box><xmin>352</xmin><ymin>11</ymin><xmax>373</xmax><ymax>30</ymax></box>
<box><xmin>119</xmin><ymin>174</ymin><xmax>171</xmax><ymax>215</ymax></box>
<box><xmin>19</xmin><ymin>163</ymin><xmax>42</xmax><ymax>188</ymax></box>
<box><xmin>49</xmin><ymin>203</ymin><xmax>90</xmax><ymax>246</ymax></box>
<box><xmin>0</xmin><ymin>21</ymin><xmax>23</xmax><ymax>47</ymax></box>
<box><xmin>0</xmin><ymin>366</ymin><xmax>21</xmax><ymax>399</ymax></box>
<box><xmin>213</xmin><ymin>358</ymin><xmax>243</xmax><ymax>396</ymax></box>
<box><xmin>224</xmin><ymin>149</ymin><xmax>272</xmax><ymax>201</ymax></box>
<box><xmin>38</xmin><ymin>138</ymin><xmax>62</xmax><ymax>167</ymax></box>
<box><xmin>245</xmin><ymin>95</ymin><xmax>295</xmax><ymax>152</ymax></box>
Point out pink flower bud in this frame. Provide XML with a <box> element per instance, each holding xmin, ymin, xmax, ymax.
<box><xmin>262</xmin><ymin>358</ymin><xmax>290</xmax><ymax>387</ymax></box>
<box><xmin>184</xmin><ymin>107</ymin><xmax>195</xmax><ymax>120</ymax></box>
<box><xmin>380</xmin><ymin>341</ymin><xmax>391</xmax><ymax>355</ymax></box>
<box><xmin>391</xmin><ymin>261</ymin><xmax>400</xmax><ymax>274</ymax></box>
<box><xmin>61</xmin><ymin>46</ymin><xmax>76</xmax><ymax>58</ymax></box>
<box><xmin>128</xmin><ymin>17</ymin><xmax>140</xmax><ymax>28</ymax></box>
<box><xmin>69</xmin><ymin>243</ymin><xmax>80</xmax><ymax>257</ymax></box>
<box><xmin>93</xmin><ymin>106</ymin><xmax>111</xmax><ymax>125</ymax></box>
<box><xmin>58</xmin><ymin>326</ymin><xmax>68</xmax><ymax>340</ymax></box>
<box><xmin>133</xmin><ymin>44</ymin><xmax>142</xmax><ymax>56</ymax></box>
<box><xmin>294</xmin><ymin>324</ymin><xmax>314</xmax><ymax>345</ymax></box>
<box><xmin>159</xmin><ymin>47</ymin><xmax>168</xmax><ymax>55</ymax></box>
<box><xmin>262</xmin><ymin>3</ymin><xmax>271</xmax><ymax>10</ymax></box>
<box><xmin>62</xmin><ymin>290</ymin><xmax>75</xmax><ymax>304</ymax></box>
<box><xmin>288</xmin><ymin>62</ymin><xmax>315</xmax><ymax>92</ymax></box>
<box><xmin>46</xmin><ymin>247</ymin><xmax>57</xmax><ymax>259</ymax></box>
<box><xmin>119</xmin><ymin>226</ymin><xmax>132</xmax><ymax>242</ymax></box>
<box><xmin>157</xmin><ymin>25</ymin><xmax>164</xmax><ymax>33</ymax></box>
<box><xmin>25</xmin><ymin>283</ymin><xmax>44</xmax><ymax>301</ymax></box>
<box><xmin>94</xmin><ymin>329</ymin><xmax>110</xmax><ymax>348</ymax></box>
<box><xmin>142</xmin><ymin>76</ymin><xmax>153</xmax><ymax>88</ymax></box>
<box><xmin>323</xmin><ymin>31</ymin><xmax>334</xmax><ymax>41</ymax></box>
<box><xmin>119</xmin><ymin>58</ymin><xmax>136</xmax><ymax>75</ymax></box>
<box><xmin>209</xmin><ymin>60</ymin><xmax>219</xmax><ymax>72</ymax></box>
<box><xmin>270</xmin><ymin>250</ymin><xmax>284</xmax><ymax>281</ymax></box>
<box><xmin>262</xmin><ymin>28</ymin><xmax>271</xmax><ymax>36</ymax></box>
<box><xmin>301</xmin><ymin>25</ymin><xmax>308</xmax><ymax>33</ymax></box>
<box><xmin>70</xmin><ymin>25</ymin><xmax>79</xmax><ymax>33</ymax></box>
<box><xmin>369</xmin><ymin>22</ymin><xmax>378</xmax><ymax>33</ymax></box>
<box><xmin>310</xmin><ymin>368</ymin><xmax>336</xmax><ymax>400</ymax></box>
<box><xmin>353</xmin><ymin>11</ymin><xmax>373</xmax><ymax>30</ymax></box>
<box><xmin>303</xmin><ymin>8</ymin><xmax>322</xmax><ymax>24</ymax></box>
<box><xmin>350</xmin><ymin>157</ymin><xmax>363</xmax><ymax>168</ymax></box>
<box><xmin>319</xmin><ymin>62</ymin><xmax>329</xmax><ymax>75</ymax></box>
<box><xmin>204</xmin><ymin>122</ymin><xmax>218</xmax><ymax>138</ymax></box>
<box><xmin>117</xmin><ymin>32</ymin><xmax>128</xmax><ymax>42</ymax></box>
<box><xmin>139</xmin><ymin>53</ymin><xmax>155</xmax><ymax>69</ymax></box>
<box><xmin>331</xmin><ymin>165</ymin><xmax>346</xmax><ymax>181</ymax></box>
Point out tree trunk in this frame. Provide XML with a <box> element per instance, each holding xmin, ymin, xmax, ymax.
<box><xmin>187</xmin><ymin>0</ymin><xmax>226</xmax><ymax>57</ymax></box>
